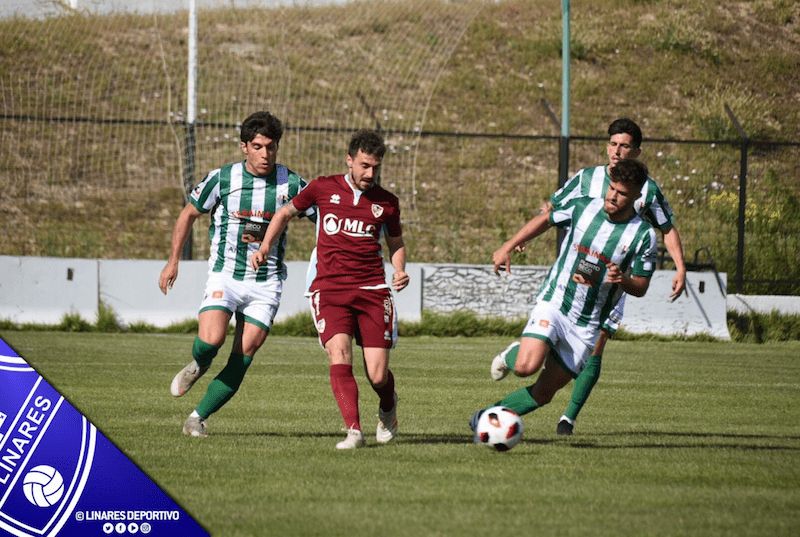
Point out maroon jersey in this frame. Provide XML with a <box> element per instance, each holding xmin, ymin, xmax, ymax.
<box><xmin>291</xmin><ymin>174</ymin><xmax>402</xmax><ymax>291</ymax></box>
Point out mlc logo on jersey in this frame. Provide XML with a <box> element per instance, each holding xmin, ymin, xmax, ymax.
<box><xmin>322</xmin><ymin>214</ymin><xmax>376</xmax><ymax>238</ymax></box>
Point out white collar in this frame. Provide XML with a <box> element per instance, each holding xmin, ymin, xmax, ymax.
<box><xmin>344</xmin><ymin>174</ymin><xmax>364</xmax><ymax>205</ymax></box>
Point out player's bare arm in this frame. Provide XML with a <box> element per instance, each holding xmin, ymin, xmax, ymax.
<box><xmin>494</xmin><ymin>212</ymin><xmax>551</xmax><ymax>275</ymax></box>
<box><xmin>515</xmin><ymin>202</ymin><xmax>553</xmax><ymax>253</ymax></box>
<box><xmin>662</xmin><ymin>225</ymin><xmax>686</xmax><ymax>300</ymax></box>
<box><xmin>250</xmin><ymin>201</ymin><xmax>300</xmax><ymax>270</ymax></box>
<box><xmin>386</xmin><ymin>234</ymin><xmax>409</xmax><ymax>292</ymax></box>
<box><xmin>604</xmin><ymin>262</ymin><xmax>651</xmax><ymax>297</ymax></box>
<box><xmin>158</xmin><ymin>203</ymin><xmax>202</xmax><ymax>294</ymax></box>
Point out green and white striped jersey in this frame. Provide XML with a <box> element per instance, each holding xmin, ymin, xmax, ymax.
<box><xmin>190</xmin><ymin>161</ymin><xmax>314</xmax><ymax>282</ymax></box>
<box><xmin>538</xmin><ymin>197</ymin><xmax>658</xmax><ymax>331</ymax></box>
<box><xmin>551</xmin><ymin>165</ymin><xmax>675</xmax><ymax>230</ymax></box>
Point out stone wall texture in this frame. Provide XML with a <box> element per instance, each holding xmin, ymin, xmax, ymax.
<box><xmin>421</xmin><ymin>264</ymin><xmax>549</xmax><ymax>320</ymax></box>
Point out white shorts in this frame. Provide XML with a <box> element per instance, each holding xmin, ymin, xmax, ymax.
<box><xmin>199</xmin><ymin>272</ymin><xmax>282</xmax><ymax>333</ymax></box>
<box><xmin>522</xmin><ymin>301</ymin><xmax>599</xmax><ymax>377</ymax></box>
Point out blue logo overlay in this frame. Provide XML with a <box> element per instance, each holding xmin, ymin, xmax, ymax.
<box><xmin>0</xmin><ymin>339</ymin><xmax>208</xmax><ymax>537</ymax></box>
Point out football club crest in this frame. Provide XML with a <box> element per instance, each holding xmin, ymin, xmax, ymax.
<box><xmin>371</xmin><ymin>204</ymin><xmax>383</xmax><ymax>218</ymax></box>
<box><xmin>0</xmin><ymin>339</ymin><xmax>208</xmax><ymax>536</ymax></box>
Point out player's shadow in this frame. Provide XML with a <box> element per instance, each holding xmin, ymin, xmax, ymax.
<box><xmin>395</xmin><ymin>433</ymin><xmax>482</xmax><ymax>445</ymax></box>
<box><xmin>225</xmin><ymin>431</ymin><xmax>505</xmax><ymax>445</ymax></box>
<box><xmin>562</xmin><ymin>431</ymin><xmax>800</xmax><ymax>451</ymax></box>
<box><xmin>217</xmin><ymin>430</ymin><xmax>798</xmax><ymax>451</ymax></box>
<box><xmin>377</xmin><ymin>433</ymin><xmax>559</xmax><ymax>446</ymax></box>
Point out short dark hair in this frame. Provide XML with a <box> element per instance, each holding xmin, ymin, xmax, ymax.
<box><xmin>240</xmin><ymin>111</ymin><xmax>284</xmax><ymax>145</ymax></box>
<box><xmin>608</xmin><ymin>118</ymin><xmax>642</xmax><ymax>149</ymax></box>
<box><xmin>348</xmin><ymin>129</ymin><xmax>386</xmax><ymax>159</ymax></box>
<box><xmin>609</xmin><ymin>158</ymin><xmax>649</xmax><ymax>190</ymax></box>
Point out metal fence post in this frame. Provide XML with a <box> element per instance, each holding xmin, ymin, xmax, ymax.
<box><xmin>725</xmin><ymin>104</ymin><xmax>748</xmax><ymax>294</ymax></box>
<box><xmin>541</xmin><ymin>99</ymin><xmax>569</xmax><ymax>252</ymax></box>
<box><xmin>181</xmin><ymin>123</ymin><xmax>196</xmax><ymax>261</ymax></box>
<box><xmin>181</xmin><ymin>0</ymin><xmax>198</xmax><ymax>261</ymax></box>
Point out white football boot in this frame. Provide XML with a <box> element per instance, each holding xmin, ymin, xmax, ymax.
<box><xmin>171</xmin><ymin>360</ymin><xmax>209</xmax><ymax>397</ymax></box>
<box><xmin>336</xmin><ymin>428</ymin><xmax>366</xmax><ymax>450</ymax></box>
<box><xmin>182</xmin><ymin>414</ymin><xmax>209</xmax><ymax>438</ymax></box>
<box><xmin>490</xmin><ymin>341</ymin><xmax>519</xmax><ymax>381</ymax></box>
<box><xmin>376</xmin><ymin>392</ymin><xmax>399</xmax><ymax>443</ymax></box>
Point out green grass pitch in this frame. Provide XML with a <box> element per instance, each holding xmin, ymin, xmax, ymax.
<box><xmin>2</xmin><ymin>332</ymin><xmax>799</xmax><ymax>537</ymax></box>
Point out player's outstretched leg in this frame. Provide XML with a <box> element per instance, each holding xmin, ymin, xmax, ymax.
<box><xmin>470</xmin><ymin>384</ymin><xmax>540</xmax><ymax>441</ymax></box>
<box><xmin>490</xmin><ymin>341</ymin><xmax>520</xmax><ymax>381</ymax></box>
<box><xmin>331</xmin><ymin>364</ymin><xmax>364</xmax><ymax>449</ymax></box>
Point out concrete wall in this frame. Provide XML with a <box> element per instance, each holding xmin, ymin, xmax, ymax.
<box><xmin>623</xmin><ymin>271</ymin><xmax>730</xmax><ymax>339</ymax></box>
<box><xmin>419</xmin><ymin>264</ymin><xmax>732</xmax><ymax>340</ymax></box>
<box><xmin>2</xmin><ymin>256</ymin><xmax>798</xmax><ymax>339</ymax></box>
<box><xmin>0</xmin><ymin>257</ymin><xmax>100</xmax><ymax>325</ymax></box>
<box><xmin>726</xmin><ymin>294</ymin><xmax>800</xmax><ymax>315</ymax></box>
<box><xmin>0</xmin><ymin>256</ymin><xmax>421</xmax><ymax>327</ymax></box>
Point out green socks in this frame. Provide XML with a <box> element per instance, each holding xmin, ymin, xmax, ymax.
<box><xmin>196</xmin><ymin>353</ymin><xmax>253</xmax><ymax>418</ymax></box>
<box><xmin>564</xmin><ymin>354</ymin><xmax>602</xmax><ymax>421</ymax></box>
<box><xmin>496</xmin><ymin>386</ymin><xmax>540</xmax><ymax>416</ymax></box>
<box><xmin>504</xmin><ymin>343</ymin><xmax>519</xmax><ymax>373</ymax></box>
<box><xmin>492</xmin><ymin>354</ymin><xmax>602</xmax><ymax>423</ymax></box>
<box><xmin>192</xmin><ymin>336</ymin><xmax>219</xmax><ymax>368</ymax></box>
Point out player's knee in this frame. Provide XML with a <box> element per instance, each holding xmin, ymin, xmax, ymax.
<box><xmin>512</xmin><ymin>344</ymin><xmax>547</xmax><ymax>377</ymax></box>
<box><xmin>513</xmin><ymin>363</ymin><xmax>536</xmax><ymax>377</ymax></box>
<box><xmin>513</xmin><ymin>357</ymin><xmax>544</xmax><ymax>377</ymax></box>
<box><xmin>192</xmin><ymin>336</ymin><xmax>220</xmax><ymax>367</ymax></box>
<box><xmin>325</xmin><ymin>343</ymin><xmax>353</xmax><ymax>365</ymax></box>
<box><xmin>367</xmin><ymin>369</ymin><xmax>388</xmax><ymax>388</ymax></box>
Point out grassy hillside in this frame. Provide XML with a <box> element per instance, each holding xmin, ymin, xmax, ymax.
<box><xmin>1</xmin><ymin>0</ymin><xmax>799</xmax><ymax>292</ymax></box>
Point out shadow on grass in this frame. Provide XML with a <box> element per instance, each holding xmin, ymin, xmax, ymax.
<box><xmin>184</xmin><ymin>430</ymin><xmax>799</xmax><ymax>451</ymax></box>
<box><xmin>221</xmin><ymin>431</ymin><xmax>564</xmax><ymax>447</ymax></box>
<box><xmin>563</xmin><ymin>431</ymin><xmax>800</xmax><ymax>451</ymax></box>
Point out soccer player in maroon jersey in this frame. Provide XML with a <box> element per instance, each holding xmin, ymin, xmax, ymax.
<box><xmin>252</xmin><ymin>129</ymin><xmax>409</xmax><ymax>449</ymax></box>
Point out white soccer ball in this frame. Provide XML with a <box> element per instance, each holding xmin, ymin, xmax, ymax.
<box><xmin>475</xmin><ymin>406</ymin><xmax>523</xmax><ymax>451</ymax></box>
<box><xmin>23</xmin><ymin>465</ymin><xmax>65</xmax><ymax>508</ymax></box>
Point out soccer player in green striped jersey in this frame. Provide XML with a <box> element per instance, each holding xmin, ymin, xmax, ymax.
<box><xmin>470</xmin><ymin>159</ymin><xmax>658</xmax><ymax>439</ymax></box>
<box><xmin>158</xmin><ymin>111</ymin><xmax>316</xmax><ymax>438</ymax></box>
<box><xmin>550</xmin><ymin>118</ymin><xmax>686</xmax><ymax>300</ymax></box>
<box><xmin>544</xmin><ymin>118</ymin><xmax>686</xmax><ymax>435</ymax></box>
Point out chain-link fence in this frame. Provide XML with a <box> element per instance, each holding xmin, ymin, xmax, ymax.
<box><xmin>2</xmin><ymin>0</ymin><xmax>798</xmax><ymax>295</ymax></box>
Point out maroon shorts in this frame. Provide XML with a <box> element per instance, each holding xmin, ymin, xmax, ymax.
<box><xmin>309</xmin><ymin>287</ymin><xmax>398</xmax><ymax>349</ymax></box>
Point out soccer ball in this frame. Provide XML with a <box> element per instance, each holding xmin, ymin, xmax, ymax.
<box><xmin>475</xmin><ymin>406</ymin><xmax>523</xmax><ymax>451</ymax></box>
